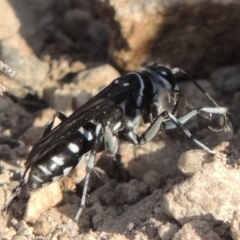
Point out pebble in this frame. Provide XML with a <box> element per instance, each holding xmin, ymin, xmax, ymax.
<box><xmin>24</xmin><ymin>182</ymin><xmax>63</xmax><ymax>222</ymax></box>
<box><xmin>177</xmin><ymin>150</ymin><xmax>212</xmax><ymax>177</ymax></box>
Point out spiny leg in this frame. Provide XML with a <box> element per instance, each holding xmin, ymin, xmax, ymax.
<box><xmin>164</xmin><ymin>107</ymin><xmax>227</xmax><ymax>130</ymax></box>
<box><xmin>75</xmin><ymin>123</ymin><xmax>102</xmax><ymax>221</ymax></box>
<box><xmin>119</xmin><ymin>109</ymin><xmax>219</xmax><ymax>155</ymax></box>
<box><xmin>118</xmin><ymin>111</ymin><xmax>169</xmax><ymax>145</ymax></box>
<box><xmin>142</xmin><ymin>110</ymin><xmax>217</xmax><ymax>154</ymax></box>
<box><xmin>167</xmin><ymin>112</ymin><xmax>215</xmax><ymax>155</ymax></box>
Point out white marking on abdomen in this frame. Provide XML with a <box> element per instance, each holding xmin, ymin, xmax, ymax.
<box><xmin>51</xmin><ymin>156</ymin><xmax>64</xmax><ymax>166</ymax></box>
<box><xmin>38</xmin><ymin>165</ymin><xmax>52</xmax><ymax>176</ymax></box>
<box><xmin>32</xmin><ymin>175</ymin><xmax>44</xmax><ymax>183</ymax></box>
<box><xmin>49</xmin><ymin>163</ymin><xmax>57</xmax><ymax>171</ymax></box>
<box><xmin>68</xmin><ymin>143</ymin><xmax>80</xmax><ymax>153</ymax></box>
<box><xmin>79</xmin><ymin>127</ymin><xmax>93</xmax><ymax>141</ymax></box>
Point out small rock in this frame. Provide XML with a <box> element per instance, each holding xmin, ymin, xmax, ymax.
<box><xmin>15</xmin><ymin>220</ymin><xmax>31</xmax><ymax>236</ymax></box>
<box><xmin>72</xmin><ymin>90</ymin><xmax>91</xmax><ymax>110</ymax></box>
<box><xmin>96</xmin><ymin>0</ymin><xmax>166</xmax><ymax>71</ymax></box>
<box><xmin>177</xmin><ymin>150</ymin><xmax>212</xmax><ymax>177</ymax></box>
<box><xmin>14</xmin><ymin>145</ymin><xmax>29</xmax><ymax>158</ymax></box>
<box><xmin>33</xmin><ymin>219</ymin><xmax>52</xmax><ymax>236</ymax></box>
<box><xmin>210</xmin><ymin>65</ymin><xmax>240</xmax><ymax>93</ymax></box>
<box><xmin>82</xmin><ymin>232</ymin><xmax>98</xmax><ymax>240</ymax></box>
<box><xmin>20</xmin><ymin>126</ymin><xmax>45</xmax><ymax>146</ymax></box>
<box><xmin>0</xmin><ymin>144</ymin><xmax>17</xmax><ymax>160</ymax></box>
<box><xmin>12</xmin><ymin>236</ymin><xmax>29</xmax><ymax>240</ymax></box>
<box><xmin>143</xmin><ymin>170</ymin><xmax>162</xmax><ymax>192</ymax></box>
<box><xmin>92</xmin><ymin>212</ymin><xmax>104</xmax><ymax>230</ymax></box>
<box><xmin>1</xmin><ymin>34</ymin><xmax>49</xmax><ymax>97</ymax></box>
<box><xmin>158</xmin><ymin>222</ymin><xmax>179</xmax><ymax>240</ymax></box>
<box><xmin>50</xmin><ymin>84</ymin><xmax>74</xmax><ymax>112</ymax></box>
<box><xmin>127</xmin><ymin>222</ymin><xmax>135</xmax><ymax>231</ymax></box>
<box><xmin>97</xmin><ymin>181</ymin><xmax>116</xmax><ymax>207</ymax></box>
<box><xmin>0</xmin><ymin>0</ymin><xmax>20</xmax><ymax>40</ymax></box>
<box><xmin>72</xmin><ymin>64</ymin><xmax>120</xmax><ymax>96</ymax></box>
<box><xmin>78</xmin><ymin>215</ymin><xmax>92</xmax><ymax>232</ymax></box>
<box><xmin>48</xmin><ymin>57</ymin><xmax>72</xmax><ymax>82</ymax></box>
<box><xmin>70</xmin><ymin>61</ymin><xmax>87</xmax><ymax>73</ymax></box>
<box><xmin>0</xmin><ymin>96</ymin><xmax>28</xmax><ymax>120</ymax></box>
<box><xmin>115</xmin><ymin>179</ymin><xmax>148</xmax><ymax>205</ymax></box>
<box><xmin>32</xmin><ymin>108</ymin><xmax>57</xmax><ymax>127</ymax></box>
<box><xmin>162</xmin><ymin>158</ymin><xmax>240</xmax><ymax>225</ymax></box>
<box><xmin>172</xmin><ymin>220</ymin><xmax>221</xmax><ymax>240</ymax></box>
<box><xmin>57</xmin><ymin>234</ymin><xmax>70</xmax><ymax>240</ymax></box>
<box><xmin>24</xmin><ymin>182</ymin><xmax>63</xmax><ymax>222</ymax></box>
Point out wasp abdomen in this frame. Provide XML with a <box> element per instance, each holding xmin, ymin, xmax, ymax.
<box><xmin>27</xmin><ymin>123</ymin><xmax>98</xmax><ymax>191</ymax></box>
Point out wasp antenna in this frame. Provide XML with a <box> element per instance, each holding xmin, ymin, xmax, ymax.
<box><xmin>173</xmin><ymin>68</ymin><xmax>220</xmax><ymax>108</ymax></box>
<box><xmin>188</xmin><ymin>75</ymin><xmax>220</xmax><ymax>108</ymax></box>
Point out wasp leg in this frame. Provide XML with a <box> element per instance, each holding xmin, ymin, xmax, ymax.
<box><xmin>75</xmin><ymin>123</ymin><xmax>102</xmax><ymax>222</ymax></box>
<box><xmin>102</xmin><ymin>124</ymin><xmax>119</xmax><ymax>156</ymax></box>
<box><xmin>42</xmin><ymin>112</ymin><xmax>68</xmax><ymax>137</ymax></box>
<box><xmin>167</xmin><ymin>112</ymin><xmax>215</xmax><ymax>155</ymax></box>
<box><xmin>164</xmin><ymin>107</ymin><xmax>227</xmax><ymax>130</ymax></box>
<box><xmin>119</xmin><ymin>108</ymin><xmax>220</xmax><ymax>155</ymax></box>
<box><xmin>118</xmin><ymin>111</ymin><xmax>169</xmax><ymax>146</ymax></box>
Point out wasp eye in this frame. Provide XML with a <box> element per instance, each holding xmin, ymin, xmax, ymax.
<box><xmin>156</xmin><ymin>66</ymin><xmax>170</xmax><ymax>76</ymax></box>
<box><xmin>155</xmin><ymin>66</ymin><xmax>175</xmax><ymax>87</ymax></box>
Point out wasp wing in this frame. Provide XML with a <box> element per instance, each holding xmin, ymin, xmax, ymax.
<box><xmin>26</xmin><ymin>74</ymin><xmax>140</xmax><ymax>167</ymax></box>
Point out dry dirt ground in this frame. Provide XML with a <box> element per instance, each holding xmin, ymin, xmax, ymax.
<box><xmin>1</xmin><ymin>1</ymin><xmax>240</xmax><ymax>240</ymax></box>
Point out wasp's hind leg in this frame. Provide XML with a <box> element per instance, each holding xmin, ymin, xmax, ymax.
<box><xmin>75</xmin><ymin>123</ymin><xmax>103</xmax><ymax>221</ymax></box>
<box><xmin>42</xmin><ymin>112</ymin><xmax>68</xmax><ymax>137</ymax></box>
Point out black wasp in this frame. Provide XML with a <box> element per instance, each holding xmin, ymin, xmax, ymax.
<box><xmin>2</xmin><ymin>61</ymin><xmax>228</xmax><ymax>221</ymax></box>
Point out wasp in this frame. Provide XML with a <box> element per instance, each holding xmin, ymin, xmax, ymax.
<box><xmin>1</xmin><ymin>61</ymin><xmax>228</xmax><ymax>221</ymax></box>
